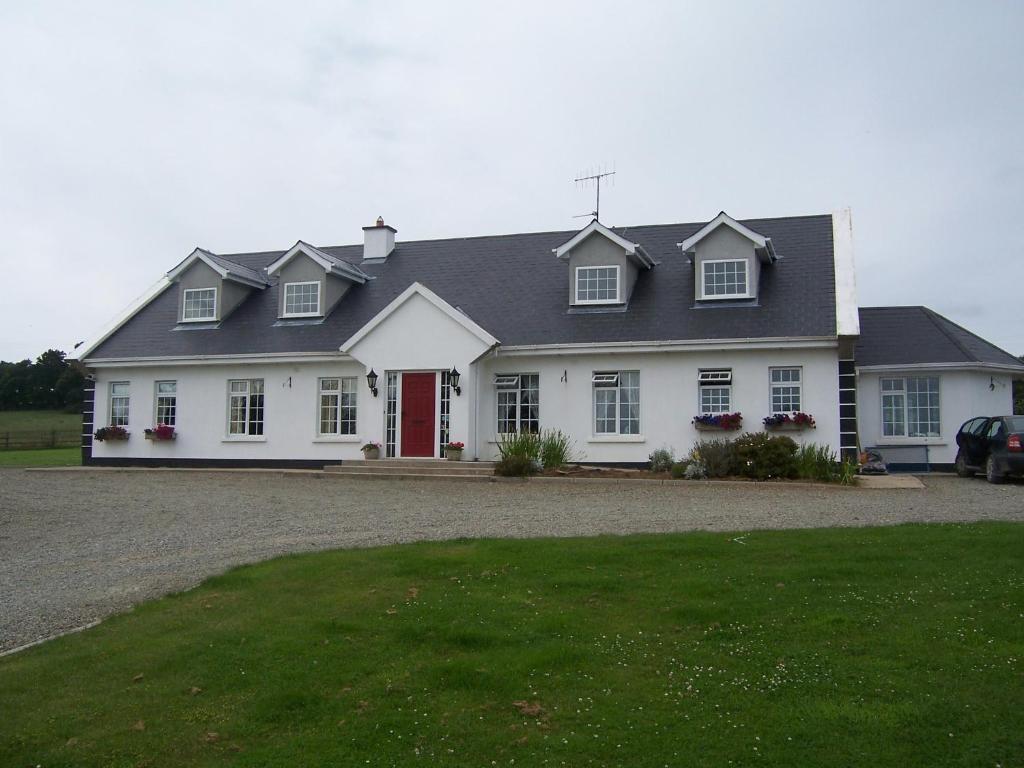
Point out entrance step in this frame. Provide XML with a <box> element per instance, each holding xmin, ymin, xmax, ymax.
<box><xmin>323</xmin><ymin>459</ymin><xmax>497</xmax><ymax>480</ymax></box>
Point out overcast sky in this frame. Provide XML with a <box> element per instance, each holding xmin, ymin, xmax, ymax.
<box><xmin>1</xmin><ymin>1</ymin><xmax>1021</xmax><ymax>361</ymax></box>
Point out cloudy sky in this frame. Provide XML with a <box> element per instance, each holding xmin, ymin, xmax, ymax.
<box><xmin>1</xmin><ymin>1</ymin><xmax>1021</xmax><ymax>361</ymax></box>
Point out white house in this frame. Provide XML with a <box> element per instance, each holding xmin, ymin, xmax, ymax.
<box><xmin>75</xmin><ymin>211</ymin><xmax>1022</xmax><ymax>472</ymax></box>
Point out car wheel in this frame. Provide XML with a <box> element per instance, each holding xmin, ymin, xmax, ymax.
<box><xmin>955</xmin><ymin>452</ymin><xmax>975</xmax><ymax>478</ymax></box>
<box><xmin>986</xmin><ymin>454</ymin><xmax>1005</xmax><ymax>484</ymax></box>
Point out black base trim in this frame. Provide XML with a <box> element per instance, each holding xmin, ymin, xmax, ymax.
<box><xmin>85</xmin><ymin>457</ymin><xmax>330</xmax><ymax>470</ymax></box>
<box><xmin>883</xmin><ymin>462</ymin><xmax>954</xmax><ymax>474</ymax></box>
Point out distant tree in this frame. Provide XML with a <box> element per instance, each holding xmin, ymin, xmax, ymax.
<box><xmin>0</xmin><ymin>349</ymin><xmax>84</xmax><ymax>411</ymax></box>
<box><xmin>1016</xmin><ymin>356</ymin><xmax>1024</xmax><ymax>415</ymax></box>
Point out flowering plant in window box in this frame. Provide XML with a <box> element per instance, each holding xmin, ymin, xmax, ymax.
<box><xmin>445</xmin><ymin>441</ymin><xmax>465</xmax><ymax>461</ymax></box>
<box><xmin>361</xmin><ymin>441</ymin><xmax>382</xmax><ymax>460</ymax></box>
<box><xmin>763</xmin><ymin>412</ymin><xmax>816</xmax><ymax>431</ymax></box>
<box><xmin>693</xmin><ymin>412</ymin><xmax>743</xmax><ymax>431</ymax></box>
<box><xmin>94</xmin><ymin>426</ymin><xmax>129</xmax><ymax>442</ymax></box>
<box><xmin>144</xmin><ymin>424</ymin><xmax>176</xmax><ymax>441</ymax></box>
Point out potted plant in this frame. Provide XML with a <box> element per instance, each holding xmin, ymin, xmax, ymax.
<box><xmin>445</xmin><ymin>441</ymin><xmax>465</xmax><ymax>461</ymax></box>
<box><xmin>144</xmin><ymin>424</ymin><xmax>177</xmax><ymax>441</ymax></box>
<box><xmin>361</xmin><ymin>441</ymin><xmax>382</xmax><ymax>460</ymax></box>
<box><xmin>94</xmin><ymin>425</ymin><xmax>129</xmax><ymax>442</ymax></box>
<box><xmin>763</xmin><ymin>412</ymin><xmax>816</xmax><ymax>431</ymax></box>
<box><xmin>692</xmin><ymin>412</ymin><xmax>743</xmax><ymax>432</ymax></box>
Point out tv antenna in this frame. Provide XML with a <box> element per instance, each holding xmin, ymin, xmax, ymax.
<box><xmin>573</xmin><ymin>167</ymin><xmax>616</xmax><ymax>221</ymax></box>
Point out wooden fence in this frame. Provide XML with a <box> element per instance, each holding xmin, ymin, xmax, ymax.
<box><xmin>0</xmin><ymin>429</ymin><xmax>81</xmax><ymax>450</ymax></box>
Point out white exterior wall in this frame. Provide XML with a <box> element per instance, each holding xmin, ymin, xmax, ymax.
<box><xmin>857</xmin><ymin>368</ymin><xmax>1016</xmax><ymax>466</ymax></box>
<box><xmin>475</xmin><ymin>346</ymin><xmax>841</xmax><ymax>462</ymax></box>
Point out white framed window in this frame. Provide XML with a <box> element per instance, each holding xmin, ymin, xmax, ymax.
<box><xmin>881</xmin><ymin>376</ymin><xmax>940</xmax><ymax>438</ymax></box>
<box><xmin>108</xmin><ymin>381</ymin><xmax>130</xmax><ymax>426</ymax></box>
<box><xmin>699</xmin><ymin>369</ymin><xmax>732</xmax><ymax>414</ymax></box>
<box><xmin>182</xmin><ymin>287</ymin><xmax>217</xmax><ymax>321</ymax></box>
<box><xmin>770</xmin><ymin>367</ymin><xmax>801</xmax><ymax>413</ymax></box>
<box><xmin>228</xmin><ymin>379</ymin><xmax>265</xmax><ymax>436</ymax></box>
<box><xmin>575</xmin><ymin>266</ymin><xmax>620</xmax><ymax>304</ymax></box>
<box><xmin>154</xmin><ymin>381</ymin><xmax>177</xmax><ymax>426</ymax></box>
<box><xmin>701</xmin><ymin>259</ymin><xmax>749</xmax><ymax>299</ymax></box>
<box><xmin>592</xmin><ymin>371</ymin><xmax>640</xmax><ymax>435</ymax></box>
<box><xmin>495</xmin><ymin>373</ymin><xmax>539</xmax><ymax>435</ymax></box>
<box><xmin>319</xmin><ymin>377</ymin><xmax>357</xmax><ymax>435</ymax></box>
<box><xmin>283</xmin><ymin>281</ymin><xmax>321</xmax><ymax>317</ymax></box>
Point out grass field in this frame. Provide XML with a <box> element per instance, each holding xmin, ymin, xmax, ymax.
<box><xmin>1</xmin><ymin>524</ymin><xmax>1021</xmax><ymax>767</ymax></box>
<box><xmin>0</xmin><ymin>409</ymin><xmax>80</xmax><ymax>431</ymax></box>
<box><xmin>0</xmin><ymin>447</ymin><xmax>80</xmax><ymax>467</ymax></box>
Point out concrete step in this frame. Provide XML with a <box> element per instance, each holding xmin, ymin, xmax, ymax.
<box><xmin>325</xmin><ymin>463</ymin><xmax>495</xmax><ymax>476</ymax></box>
<box><xmin>323</xmin><ymin>471</ymin><xmax>496</xmax><ymax>482</ymax></box>
<box><xmin>337</xmin><ymin>459</ymin><xmax>495</xmax><ymax>469</ymax></box>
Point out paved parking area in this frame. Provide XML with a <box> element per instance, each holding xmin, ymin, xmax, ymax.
<box><xmin>1</xmin><ymin>468</ymin><xmax>1021</xmax><ymax>653</ymax></box>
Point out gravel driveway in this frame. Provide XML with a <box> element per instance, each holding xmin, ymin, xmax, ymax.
<box><xmin>1</xmin><ymin>468</ymin><xmax>1021</xmax><ymax>653</ymax></box>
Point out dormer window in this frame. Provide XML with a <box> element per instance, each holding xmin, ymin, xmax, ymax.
<box><xmin>701</xmin><ymin>260</ymin><xmax>749</xmax><ymax>299</ymax></box>
<box><xmin>575</xmin><ymin>266</ymin><xmax>620</xmax><ymax>304</ymax></box>
<box><xmin>283</xmin><ymin>281</ymin><xmax>321</xmax><ymax>317</ymax></box>
<box><xmin>182</xmin><ymin>287</ymin><xmax>217</xmax><ymax>321</ymax></box>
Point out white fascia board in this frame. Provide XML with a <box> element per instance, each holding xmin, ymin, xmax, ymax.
<box><xmin>167</xmin><ymin>248</ymin><xmax>229</xmax><ymax>281</ymax></box>
<box><xmin>84</xmin><ymin>352</ymin><xmax>354</xmax><ymax>368</ymax></box>
<box><xmin>553</xmin><ymin>220</ymin><xmax>649</xmax><ymax>266</ymax></box>
<box><xmin>339</xmin><ymin>282</ymin><xmax>499</xmax><ymax>353</ymax></box>
<box><xmin>677</xmin><ymin>212</ymin><xmax>773</xmax><ymax>257</ymax></box>
<box><xmin>74</xmin><ymin>277</ymin><xmax>174</xmax><ymax>361</ymax></box>
<box><xmin>266</xmin><ymin>241</ymin><xmax>333</xmax><ymax>275</ymax></box>
<box><xmin>832</xmin><ymin>208</ymin><xmax>860</xmax><ymax>336</ymax></box>
<box><xmin>497</xmin><ymin>336</ymin><xmax>838</xmax><ymax>357</ymax></box>
<box><xmin>857</xmin><ymin>362</ymin><xmax>1024</xmax><ymax>375</ymax></box>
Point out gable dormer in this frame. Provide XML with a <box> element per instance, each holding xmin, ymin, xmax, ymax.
<box><xmin>554</xmin><ymin>220</ymin><xmax>654</xmax><ymax>307</ymax></box>
<box><xmin>166</xmin><ymin>248</ymin><xmax>268</xmax><ymax>324</ymax></box>
<box><xmin>266</xmin><ymin>241</ymin><xmax>370</xmax><ymax>319</ymax></box>
<box><xmin>678</xmin><ymin>212</ymin><xmax>779</xmax><ymax>303</ymax></box>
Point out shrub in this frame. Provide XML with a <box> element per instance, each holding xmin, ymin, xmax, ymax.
<box><xmin>670</xmin><ymin>460</ymin><xmax>690</xmax><ymax>479</ymax></box>
<box><xmin>649</xmin><ymin>447</ymin><xmax>675</xmax><ymax>473</ymax></box>
<box><xmin>691</xmin><ymin>439</ymin><xmax>735</xmax><ymax>478</ymax></box>
<box><xmin>494</xmin><ymin>454</ymin><xmax>537</xmax><ymax>477</ymax></box>
<box><xmin>538</xmin><ymin>429</ymin><xmax>578</xmax><ymax>470</ymax></box>
<box><xmin>497</xmin><ymin>431</ymin><xmax>541</xmax><ymax>461</ymax></box>
<box><xmin>684</xmin><ymin>460</ymin><xmax>708</xmax><ymax>480</ymax></box>
<box><xmin>732</xmin><ymin>432</ymin><xmax>798</xmax><ymax>480</ymax></box>
<box><xmin>795</xmin><ymin>443</ymin><xmax>839</xmax><ymax>482</ymax></box>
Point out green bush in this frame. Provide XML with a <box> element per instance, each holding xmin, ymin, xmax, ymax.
<box><xmin>795</xmin><ymin>443</ymin><xmax>839</xmax><ymax>482</ymax></box>
<box><xmin>538</xmin><ymin>429</ymin><xmax>578</xmax><ymax>470</ymax></box>
<box><xmin>497</xmin><ymin>431</ymin><xmax>541</xmax><ymax>461</ymax></box>
<box><xmin>649</xmin><ymin>447</ymin><xmax>676</xmax><ymax>473</ymax></box>
<box><xmin>670</xmin><ymin>460</ymin><xmax>689</xmax><ymax>479</ymax></box>
<box><xmin>691</xmin><ymin>439</ymin><xmax>735</xmax><ymax>478</ymax></box>
<box><xmin>494</xmin><ymin>455</ymin><xmax>537</xmax><ymax>477</ymax></box>
<box><xmin>732</xmin><ymin>432</ymin><xmax>798</xmax><ymax>480</ymax></box>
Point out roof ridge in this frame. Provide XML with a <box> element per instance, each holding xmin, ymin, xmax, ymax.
<box><xmin>922</xmin><ymin>306</ymin><xmax>1019</xmax><ymax>363</ymax></box>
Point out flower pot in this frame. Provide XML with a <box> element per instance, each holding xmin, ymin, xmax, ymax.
<box><xmin>445</xmin><ymin>448</ymin><xmax>463</xmax><ymax>462</ymax></box>
<box><xmin>362</xmin><ymin>447</ymin><xmax>380</xmax><ymax>460</ymax></box>
<box><xmin>694</xmin><ymin>422</ymin><xmax>741</xmax><ymax>432</ymax></box>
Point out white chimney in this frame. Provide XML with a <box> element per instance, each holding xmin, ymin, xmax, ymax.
<box><xmin>362</xmin><ymin>216</ymin><xmax>396</xmax><ymax>260</ymax></box>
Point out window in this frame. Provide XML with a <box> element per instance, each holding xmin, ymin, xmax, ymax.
<box><xmin>770</xmin><ymin>367</ymin><xmax>801</xmax><ymax>413</ymax></box>
<box><xmin>109</xmin><ymin>382</ymin><xmax>130</xmax><ymax>426</ymax></box>
<box><xmin>592</xmin><ymin>371</ymin><xmax>640</xmax><ymax>435</ymax></box>
<box><xmin>881</xmin><ymin>376</ymin><xmax>940</xmax><ymax>438</ymax></box>
<box><xmin>228</xmin><ymin>379</ymin><xmax>264</xmax><ymax>436</ymax></box>
<box><xmin>319</xmin><ymin>377</ymin><xmax>357</xmax><ymax>435</ymax></box>
<box><xmin>385</xmin><ymin>372</ymin><xmax>398</xmax><ymax>458</ymax></box>
<box><xmin>182</xmin><ymin>288</ymin><xmax>217</xmax><ymax>321</ymax></box>
<box><xmin>575</xmin><ymin>266</ymin><xmax>620</xmax><ymax>304</ymax></box>
<box><xmin>154</xmin><ymin>381</ymin><xmax>177</xmax><ymax>426</ymax></box>
<box><xmin>701</xmin><ymin>260</ymin><xmax>748</xmax><ymax>298</ymax></box>
<box><xmin>283</xmin><ymin>281</ymin><xmax>321</xmax><ymax>316</ymax></box>
<box><xmin>699</xmin><ymin>369</ymin><xmax>732</xmax><ymax>414</ymax></box>
<box><xmin>495</xmin><ymin>374</ymin><xmax>539</xmax><ymax>434</ymax></box>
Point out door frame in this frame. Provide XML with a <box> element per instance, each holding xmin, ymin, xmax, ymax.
<box><xmin>386</xmin><ymin>370</ymin><xmax>445</xmax><ymax>459</ymax></box>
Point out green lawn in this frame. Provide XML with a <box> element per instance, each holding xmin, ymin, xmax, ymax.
<box><xmin>0</xmin><ymin>409</ymin><xmax>80</xmax><ymax>431</ymax></box>
<box><xmin>0</xmin><ymin>447</ymin><xmax>80</xmax><ymax>467</ymax></box>
<box><xmin>2</xmin><ymin>525</ymin><xmax>1022</xmax><ymax>767</ymax></box>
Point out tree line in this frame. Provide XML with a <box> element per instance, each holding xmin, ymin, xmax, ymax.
<box><xmin>0</xmin><ymin>350</ymin><xmax>85</xmax><ymax>411</ymax></box>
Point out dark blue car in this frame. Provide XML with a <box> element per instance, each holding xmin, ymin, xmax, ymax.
<box><xmin>955</xmin><ymin>416</ymin><xmax>1024</xmax><ymax>483</ymax></box>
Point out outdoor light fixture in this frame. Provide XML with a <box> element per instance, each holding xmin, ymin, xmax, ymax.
<box><xmin>366</xmin><ymin>368</ymin><xmax>379</xmax><ymax>397</ymax></box>
<box><xmin>449</xmin><ymin>367</ymin><xmax>462</xmax><ymax>396</ymax></box>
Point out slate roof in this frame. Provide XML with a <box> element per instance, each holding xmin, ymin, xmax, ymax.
<box><xmin>200</xmin><ymin>250</ymin><xmax>269</xmax><ymax>287</ymax></box>
<box><xmin>856</xmin><ymin>307</ymin><xmax>1023</xmax><ymax>368</ymax></box>
<box><xmin>85</xmin><ymin>214</ymin><xmax>837</xmax><ymax>360</ymax></box>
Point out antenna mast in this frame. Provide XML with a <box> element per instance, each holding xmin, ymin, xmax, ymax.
<box><xmin>573</xmin><ymin>167</ymin><xmax>616</xmax><ymax>221</ymax></box>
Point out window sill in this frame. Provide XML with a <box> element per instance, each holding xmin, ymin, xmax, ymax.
<box><xmin>875</xmin><ymin>438</ymin><xmax>947</xmax><ymax>446</ymax></box>
<box><xmin>222</xmin><ymin>436</ymin><xmax>267</xmax><ymax>443</ymax></box>
<box><xmin>312</xmin><ymin>436</ymin><xmax>361</xmax><ymax>443</ymax></box>
<box><xmin>281</xmin><ymin>313</ymin><xmax>323</xmax><ymax>319</ymax></box>
<box><xmin>587</xmin><ymin>435</ymin><xmax>645</xmax><ymax>443</ymax></box>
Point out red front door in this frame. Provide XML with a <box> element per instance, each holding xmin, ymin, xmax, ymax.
<box><xmin>400</xmin><ymin>372</ymin><xmax>436</xmax><ymax>457</ymax></box>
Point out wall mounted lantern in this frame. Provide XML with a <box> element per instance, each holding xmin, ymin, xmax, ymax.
<box><xmin>366</xmin><ymin>368</ymin><xmax>379</xmax><ymax>397</ymax></box>
<box><xmin>449</xmin><ymin>367</ymin><xmax>462</xmax><ymax>396</ymax></box>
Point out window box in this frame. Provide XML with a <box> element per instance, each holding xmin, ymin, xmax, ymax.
<box><xmin>693</xmin><ymin>413</ymin><xmax>743</xmax><ymax>431</ymax></box>
<box><xmin>144</xmin><ymin>425</ymin><xmax>177</xmax><ymax>441</ymax></box>
<box><xmin>763</xmin><ymin>412</ymin><xmax>815</xmax><ymax>431</ymax></box>
<box><xmin>95</xmin><ymin>426</ymin><xmax>130</xmax><ymax>442</ymax></box>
